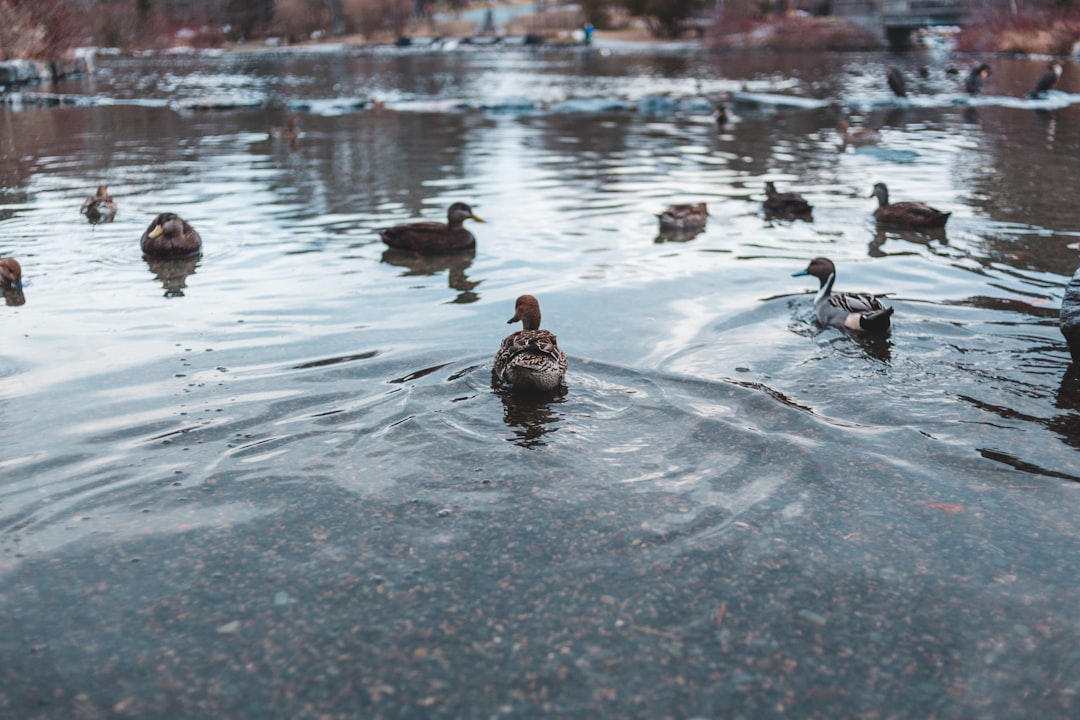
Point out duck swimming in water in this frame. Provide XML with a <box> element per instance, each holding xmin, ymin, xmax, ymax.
<box><xmin>493</xmin><ymin>294</ymin><xmax>568</xmax><ymax>393</ymax></box>
<box><xmin>887</xmin><ymin>67</ymin><xmax>907</xmax><ymax>98</ymax></box>
<box><xmin>80</xmin><ymin>184</ymin><xmax>117</xmax><ymax>224</ymax></box>
<box><xmin>269</xmin><ymin>115</ymin><xmax>301</xmax><ymax>142</ymax></box>
<box><xmin>140</xmin><ymin>213</ymin><xmax>203</xmax><ymax>257</ymax></box>
<box><xmin>0</xmin><ymin>257</ymin><xmax>22</xmax><ymax>289</ymax></box>
<box><xmin>870</xmin><ymin>182</ymin><xmax>950</xmax><ymax>230</ymax></box>
<box><xmin>837</xmin><ymin>121</ymin><xmax>879</xmax><ymax>147</ymax></box>
<box><xmin>793</xmin><ymin>257</ymin><xmax>894</xmax><ymax>333</ymax></box>
<box><xmin>763</xmin><ymin>182</ymin><xmax>812</xmax><ymax>219</ymax></box>
<box><xmin>380</xmin><ymin>202</ymin><xmax>484</xmax><ymax>254</ymax></box>
<box><xmin>657</xmin><ymin>203</ymin><xmax>707</xmax><ymax>232</ymax></box>
<box><xmin>965</xmin><ymin>63</ymin><xmax>992</xmax><ymax>96</ymax></box>
<box><xmin>1029</xmin><ymin>61</ymin><xmax>1064</xmax><ymax>99</ymax></box>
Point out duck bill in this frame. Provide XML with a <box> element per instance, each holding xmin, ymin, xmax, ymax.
<box><xmin>148</xmin><ymin>224</ymin><xmax>165</xmax><ymax>239</ymax></box>
<box><xmin>470</xmin><ymin>213</ymin><xmax>486</xmax><ymax>223</ymax></box>
<box><xmin>792</xmin><ymin>270</ymin><xmax>809</xmax><ymax>277</ymax></box>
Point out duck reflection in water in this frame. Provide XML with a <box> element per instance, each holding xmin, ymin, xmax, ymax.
<box><xmin>1051</xmin><ymin>365</ymin><xmax>1080</xmax><ymax>452</ymax></box>
<box><xmin>496</xmin><ymin>384</ymin><xmax>567</xmax><ymax>448</ymax></box>
<box><xmin>381</xmin><ymin>248</ymin><xmax>481</xmax><ymax>304</ymax></box>
<box><xmin>145</xmin><ymin>255</ymin><xmax>200</xmax><ymax>298</ymax></box>
<box><xmin>655</xmin><ymin>203</ymin><xmax>707</xmax><ymax>243</ymax></box>
<box><xmin>868</xmin><ymin>226</ymin><xmax>948</xmax><ymax>257</ymax></box>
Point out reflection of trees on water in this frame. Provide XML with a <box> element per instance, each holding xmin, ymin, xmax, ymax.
<box><xmin>145</xmin><ymin>255</ymin><xmax>200</xmax><ymax>298</ymax></box>
<box><xmin>381</xmin><ymin>248</ymin><xmax>481</xmax><ymax>304</ymax></box>
<box><xmin>493</xmin><ymin>382</ymin><xmax>567</xmax><ymax>449</ymax></box>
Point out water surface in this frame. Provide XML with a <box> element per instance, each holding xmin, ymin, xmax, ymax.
<box><xmin>1</xmin><ymin>42</ymin><xmax>1079</xmax><ymax>718</ymax></box>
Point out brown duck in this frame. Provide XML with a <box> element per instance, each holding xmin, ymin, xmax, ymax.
<box><xmin>140</xmin><ymin>213</ymin><xmax>203</xmax><ymax>257</ymax></box>
<box><xmin>871</xmin><ymin>183</ymin><xmax>950</xmax><ymax>230</ymax></box>
<box><xmin>81</xmin><ymin>184</ymin><xmax>117</xmax><ymax>224</ymax></box>
<box><xmin>657</xmin><ymin>203</ymin><xmax>707</xmax><ymax>231</ymax></box>
<box><xmin>493</xmin><ymin>294</ymin><xmax>568</xmax><ymax>393</ymax></box>
<box><xmin>380</xmin><ymin>202</ymin><xmax>484</xmax><ymax>254</ymax></box>
<box><xmin>0</xmin><ymin>257</ymin><xmax>22</xmax><ymax>289</ymax></box>
<box><xmin>763</xmin><ymin>182</ymin><xmax>813</xmax><ymax>219</ymax></box>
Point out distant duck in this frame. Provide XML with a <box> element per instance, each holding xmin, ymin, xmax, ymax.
<box><xmin>494</xmin><ymin>294</ymin><xmax>568</xmax><ymax>392</ymax></box>
<box><xmin>1028</xmin><ymin>61</ymin><xmax>1064</xmax><ymax>99</ymax></box>
<box><xmin>140</xmin><ymin>213</ymin><xmax>203</xmax><ymax>257</ymax></box>
<box><xmin>269</xmin><ymin>115</ymin><xmax>301</xmax><ymax>142</ymax></box>
<box><xmin>1061</xmin><ymin>262</ymin><xmax>1080</xmax><ymax>363</ymax></box>
<box><xmin>379</xmin><ymin>202</ymin><xmax>484</xmax><ymax>254</ymax></box>
<box><xmin>965</xmin><ymin>63</ymin><xmax>992</xmax><ymax>96</ymax></box>
<box><xmin>657</xmin><ymin>203</ymin><xmax>707</xmax><ymax>231</ymax></box>
<box><xmin>0</xmin><ymin>257</ymin><xmax>22</xmax><ymax>289</ymax></box>
<box><xmin>793</xmin><ymin>257</ymin><xmax>894</xmax><ymax>333</ymax></box>
<box><xmin>763</xmin><ymin>182</ymin><xmax>812</xmax><ymax>219</ymax></box>
<box><xmin>870</xmin><ymin>182</ymin><xmax>950</xmax><ymax>230</ymax></box>
<box><xmin>714</xmin><ymin>102</ymin><xmax>729</xmax><ymax>127</ymax></box>
<box><xmin>837</xmin><ymin>120</ymin><xmax>879</xmax><ymax>147</ymax></box>
<box><xmin>887</xmin><ymin>67</ymin><xmax>907</xmax><ymax>98</ymax></box>
<box><xmin>80</xmin><ymin>184</ymin><xmax>117</xmax><ymax>224</ymax></box>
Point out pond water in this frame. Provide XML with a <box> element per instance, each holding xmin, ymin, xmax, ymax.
<box><xmin>2</xmin><ymin>40</ymin><xmax>1080</xmax><ymax>717</ymax></box>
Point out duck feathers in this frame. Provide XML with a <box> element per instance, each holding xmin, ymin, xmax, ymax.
<box><xmin>494</xmin><ymin>294</ymin><xmax>568</xmax><ymax>392</ymax></box>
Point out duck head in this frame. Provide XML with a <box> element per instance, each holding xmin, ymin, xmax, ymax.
<box><xmin>508</xmin><ymin>294</ymin><xmax>542</xmax><ymax>331</ymax></box>
<box><xmin>870</xmin><ymin>182</ymin><xmax>890</xmax><ymax>206</ymax></box>
<box><xmin>792</xmin><ymin>257</ymin><xmax>836</xmax><ymax>288</ymax></box>
<box><xmin>448</xmin><ymin>202</ymin><xmax>484</xmax><ymax>226</ymax></box>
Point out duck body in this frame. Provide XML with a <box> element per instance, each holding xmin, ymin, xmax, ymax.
<box><xmin>494</xmin><ymin>294</ymin><xmax>568</xmax><ymax>393</ymax></box>
<box><xmin>887</xmin><ymin>67</ymin><xmax>907</xmax><ymax>98</ymax></box>
<box><xmin>269</xmin><ymin>115</ymin><xmax>301</xmax><ymax>142</ymax></box>
<box><xmin>837</xmin><ymin>121</ymin><xmax>879</xmax><ymax>147</ymax></box>
<box><xmin>871</xmin><ymin>183</ymin><xmax>949</xmax><ymax>230</ymax></box>
<box><xmin>81</xmin><ymin>184</ymin><xmax>117</xmax><ymax>224</ymax></box>
<box><xmin>763</xmin><ymin>182</ymin><xmax>812</xmax><ymax>219</ymax></box>
<box><xmin>658</xmin><ymin>203</ymin><xmax>707</xmax><ymax>231</ymax></box>
<box><xmin>380</xmin><ymin>202</ymin><xmax>484</xmax><ymax>254</ymax></box>
<box><xmin>965</xmin><ymin>63</ymin><xmax>991</xmax><ymax>95</ymax></box>
<box><xmin>0</xmin><ymin>257</ymin><xmax>22</xmax><ymax>289</ymax></box>
<box><xmin>794</xmin><ymin>257</ymin><xmax>893</xmax><ymax>333</ymax></box>
<box><xmin>1062</xmin><ymin>262</ymin><xmax>1080</xmax><ymax>363</ymax></box>
<box><xmin>1029</xmin><ymin>61</ymin><xmax>1063</xmax><ymax>99</ymax></box>
<box><xmin>140</xmin><ymin>213</ymin><xmax>202</xmax><ymax>257</ymax></box>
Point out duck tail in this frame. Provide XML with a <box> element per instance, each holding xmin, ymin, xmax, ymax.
<box><xmin>859</xmin><ymin>306</ymin><xmax>894</xmax><ymax>332</ymax></box>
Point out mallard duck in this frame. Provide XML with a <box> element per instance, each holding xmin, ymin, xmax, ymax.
<box><xmin>80</xmin><ymin>184</ymin><xmax>117</xmax><ymax>224</ymax></box>
<box><xmin>380</xmin><ymin>202</ymin><xmax>484</xmax><ymax>254</ymax></box>
<box><xmin>965</xmin><ymin>63</ymin><xmax>991</xmax><ymax>96</ymax></box>
<box><xmin>793</xmin><ymin>257</ymin><xmax>893</xmax><ymax>333</ymax></box>
<box><xmin>887</xmin><ymin>67</ymin><xmax>907</xmax><ymax>98</ymax></box>
<box><xmin>1061</xmin><ymin>262</ymin><xmax>1080</xmax><ymax>363</ymax></box>
<box><xmin>1029</xmin><ymin>61</ymin><xmax>1064</xmax><ymax>99</ymax></box>
<box><xmin>140</xmin><ymin>213</ymin><xmax>202</xmax><ymax>257</ymax></box>
<box><xmin>0</xmin><ymin>257</ymin><xmax>22</xmax><ymax>289</ymax></box>
<box><xmin>493</xmin><ymin>294</ymin><xmax>568</xmax><ymax>392</ymax></box>
<box><xmin>837</xmin><ymin>121</ymin><xmax>879</xmax><ymax>147</ymax></box>
<box><xmin>657</xmin><ymin>203</ymin><xmax>707</xmax><ymax>231</ymax></box>
<box><xmin>269</xmin><ymin>115</ymin><xmax>301</xmax><ymax>142</ymax></box>
<box><xmin>870</xmin><ymin>183</ymin><xmax>950</xmax><ymax>230</ymax></box>
<box><xmin>763</xmin><ymin>182</ymin><xmax>812</xmax><ymax>219</ymax></box>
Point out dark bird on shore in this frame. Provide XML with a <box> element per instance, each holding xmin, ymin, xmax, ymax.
<box><xmin>793</xmin><ymin>257</ymin><xmax>894</xmax><ymax>333</ymax></box>
<box><xmin>1028</xmin><ymin>61</ymin><xmax>1064</xmax><ymax>99</ymax></box>
<box><xmin>1062</xmin><ymin>261</ymin><xmax>1080</xmax><ymax>363</ymax></box>
<box><xmin>379</xmin><ymin>202</ymin><xmax>484</xmax><ymax>254</ymax></box>
<box><xmin>870</xmin><ymin>183</ymin><xmax>950</xmax><ymax>230</ymax></box>
<box><xmin>658</xmin><ymin>203</ymin><xmax>707</xmax><ymax>232</ymax></box>
<box><xmin>965</xmin><ymin>63</ymin><xmax>992</xmax><ymax>96</ymax></box>
<box><xmin>140</xmin><ymin>213</ymin><xmax>203</xmax><ymax>258</ymax></box>
<box><xmin>763</xmin><ymin>182</ymin><xmax>812</xmax><ymax>219</ymax></box>
<box><xmin>887</xmin><ymin>67</ymin><xmax>907</xmax><ymax>98</ymax></box>
<box><xmin>0</xmin><ymin>257</ymin><xmax>22</xmax><ymax>290</ymax></box>
<box><xmin>80</xmin><ymin>184</ymin><xmax>117</xmax><ymax>224</ymax></box>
